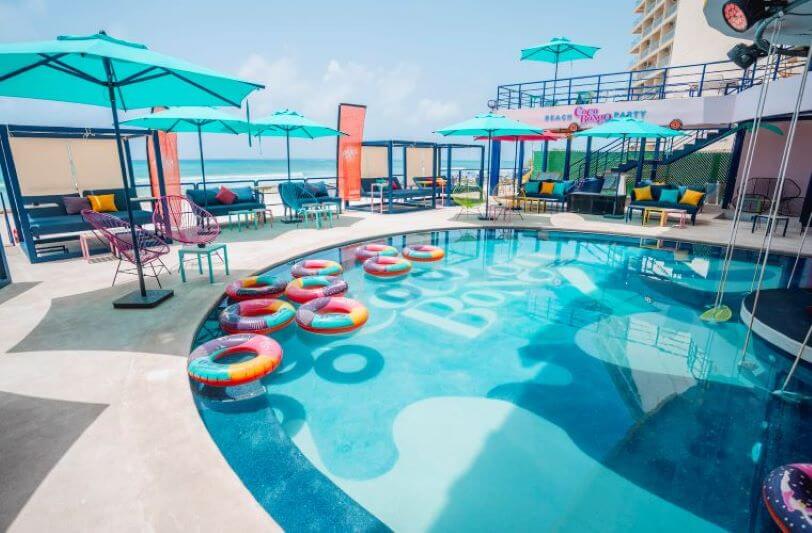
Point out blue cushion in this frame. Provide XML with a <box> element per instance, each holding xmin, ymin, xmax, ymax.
<box><xmin>231</xmin><ymin>186</ymin><xmax>255</xmax><ymax>203</ymax></box>
<box><xmin>305</xmin><ymin>181</ymin><xmax>329</xmax><ymax>197</ymax></box>
<box><xmin>659</xmin><ymin>189</ymin><xmax>679</xmax><ymax>204</ymax></box>
<box><xmin>525</xmin><ymin>181</ymin><xmax>541</xmax><ymax>194</ymax></box>
<box><xmin>552</xmin><ymin>182</ymin><xmax>567</xmax><ymax>197</ymax></box>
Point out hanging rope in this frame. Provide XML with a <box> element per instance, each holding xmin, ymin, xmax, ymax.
<box><xmin>701</xmin><ymin>23</ymin><xmax>782</xmax><ymax>323</ymax></box>
<box><xmin>775</xmin><ymin>322</ymin><xmax>812</xmax><ymax>401</ymax></box>
<box><xmin>786</xmin><ymin>208</ymin><xmax>812</xmax><ymax>287</ymax></box>
<box><xmin>740</xmin><ymin>38</ymin><xmax>812</xmax><ymax>361</ymax></box>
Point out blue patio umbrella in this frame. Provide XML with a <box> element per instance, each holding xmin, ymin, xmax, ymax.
<box><xmin>0</xmin><ymin>32</ymin><xmax>263</xmax><ymax>307</ymax></box>
<box><xmin>521</xmin><ymin>37</ymin><xmax>600</xmax><ymax>82</ymax></box>
<box><xmin>436</xmin><ymin>113</ymin><xmax>543</xmax><ymax>217</ymax></box>
<box><xmin>122</xmin><ymin>107</ymin><xmax>250</xmax><ymax>205</ymax></box>
<box><xmin>248</xmin><ymin>108</ymin><xmax>345</xmax><ymax>182</ymax></box>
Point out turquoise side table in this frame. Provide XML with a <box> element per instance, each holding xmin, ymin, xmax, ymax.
<box><xmin>179</xmin><ymin>243</ymin><xmax>229</xmax><ymax>283</ymax></box>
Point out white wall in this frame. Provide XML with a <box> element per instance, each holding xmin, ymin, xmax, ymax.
<box><xmin>669</xmin><ymin>0</ymin><xmax>745</xmax><ymax>66</ymax></box>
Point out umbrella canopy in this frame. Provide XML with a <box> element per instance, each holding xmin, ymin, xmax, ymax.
<box><xmin>122</xmin><ymin>107</ymin><xmax>250</xmax><ymax>201</ymax></box>
<box><xmin>0</xmin><ymin>32</ymin><xmax>262</xmax><ymax>108</ymax></box>
<box><xmin>436</xmin><ymin>112</ymin><xmax>544</xmax><ymax>137</ymax></box>
<box><xmin>0</xmin><ymin>32</ymin><xmax>262</xmax><ymax>308</ymax></box>
<box><xmin>122</xmin><ymin>106</ymin><xmax>247</xmax><ymax>133</ymax></box>
<box><xmin>436</xmin><ymin>113</ymin><xmax>543</xmax><ymax>216</ymax></box>
<box><xmin>249</xmin><ymin>108</ymin><xmax>344</xmax><ymax>183</ymax></box>
<box><xmin>520</xmin><ymin>37</ymin><xmax>600</xmax><ymax>81</ymax></box>
<box><xmin>574</xmin><ymin>118</ymin><xmax>687</xmax><ymax>139</ymax></box>
<box><xmin>250</xmin><ymin>108</ymin><xmax>344</xmax><ymax>139</ymax></box>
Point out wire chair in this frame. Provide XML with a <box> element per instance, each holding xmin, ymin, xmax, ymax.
<box><xmin>450</xmin><ymin>180</ymin><xmax>485</xmax><ymax>219</ymax></box>
<box><xmin>81</xmin><ymin>210</ymin><xmax>171</xmax><ymax>287</ymax></box>
<box><xmin>152</xmin><ymin>195</ymin><xmax>220</xmax><ymax>247</ymax></box>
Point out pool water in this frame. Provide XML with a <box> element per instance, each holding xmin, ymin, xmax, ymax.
<box><xmin>192</xmin><ymin>229</ymin><xmax>812</xmax><ymax>532</ymax></box>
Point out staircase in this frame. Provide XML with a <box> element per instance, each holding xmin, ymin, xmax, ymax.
<box><xmin>568</xmin><ymin>127</ymin><xmax>735</xmax><ymax>180</ymax></box>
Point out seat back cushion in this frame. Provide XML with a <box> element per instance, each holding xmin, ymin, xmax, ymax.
<box><xmin>305</xmin><ymin>181</ymin><xmax>329</xmax><ymax>197</ymax></box>
<box><xmin>87</xmin><ymin>194</ymin><xmax>118</xmax><ymax>212</ymax></box>
<box><xmin>633</xmin><ymin>186</ymin><xmax>653</xmax><ymax>201</ymax></box>
<box><xmin>231</xmin><ymin>186</ymin><xmax>255</xmax><ymax>203</ymax></box>
<box><xmin>552</xmin><ymin>182</ymin><xmax>567</xmax><ymax>196</ymax></box>
<box><xmin>63</xmin><ymin>196</ymin><xmax>91</xmax><ymax>214</ymax></box>
<box><xmin>679</xmin><ymin>189</ymin><xmax>705</xmax><ymax>207</ymax></box>
<box><xmin>659</xmin><ymin>189</ymin><xmax>679</xmax><ymax>204</ymax></box>
<box><xmin>215</xmin><ymin>186</ymin><xmax>237</xmax><ymax>205</ymax></box>
<box><xmin>525</xmin><ymin>181</ymin><xmax>541</xmax><ymax>194</ymax></box>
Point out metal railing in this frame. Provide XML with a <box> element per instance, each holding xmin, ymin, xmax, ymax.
<box><xmin>493</xmin><ymin>56</ymin><xmax>806</xmax><ymax>110</ymax></box>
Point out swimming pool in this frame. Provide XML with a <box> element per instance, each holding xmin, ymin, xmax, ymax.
<box><xmin>191</xmin><ymin>228</ymin><xmax>812</xmax><ymax>532</ymax></box>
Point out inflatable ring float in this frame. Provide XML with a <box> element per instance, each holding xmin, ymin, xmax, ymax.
<box><xmin>187</xmin><ymin>333</ymin><xmax>282</xmax><ymax>387</ymax></box>
<box><xmin>219</xmin><ymin>298</ymin><xmax>296</xmax><ymax>335</ymax></box>
<box><xmin>225</xmin><ymin>273</ymin><xmax>287</xmax><ymax>301</ymax></box>
<box><xmin>763</xmin><ymin>463</ymin><xmax>812</xmax><ymax>531</ymax></box>
<box><xmin>285</xmin><ymin>276</ymin><xmax>348</xmax><ymax>304</ymax></box>
<box><xmin>295</xmin><ymin>297</ymin><xmax>369</xmax><ymax>335</ymax></box>
<box><xmin>291</xmin><ymin>259</ymin><xmax>343</xmax><ymax>278</ymax></box>
<box><xmin>363</xmin><ymin>255</ymin><xmax>412</xmax><ymax>279</ymax></box>
<box><xmin>402</xmin><ymin>244</ymin><xmax>445</xmax><ymax>262</ymax></box>
<box><xmin>355</xmin><ymin>243</ymin><xmax>398</xmax><ymax>262</ymax></box>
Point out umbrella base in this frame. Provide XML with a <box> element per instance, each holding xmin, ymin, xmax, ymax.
<box><xmin>113</xmin><ymin>289</ymin><xmax>174</xmax><ymax>309</ymax></box>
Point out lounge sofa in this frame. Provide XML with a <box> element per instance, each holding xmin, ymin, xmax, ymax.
<box><xmin>185</xmin><ymin>185</ymin><xmax>266</xmax><ymax>217</ymax></box>
<box><xmin>625</xmin><ymin>182</ymin><xmax>706</xmax><ymax>225</ymax></box>
<box><xmin>25</xmin><ymin>188</ymin><xmax>152</xmax><ymax>239</ymax></box>
<box><xmin>521</xmin><ymin>178</ymin><xmax>603</xmax><ymax>210</ymax></box>
<box><xmin>303</xmin><ymin>180</ymin><xmax>342</xmax><ymax>212</ymax></box>
<box><xmin>361</xmin><ymin>177</ymin><xmax>436</xmax><ymax>200</ymax></box>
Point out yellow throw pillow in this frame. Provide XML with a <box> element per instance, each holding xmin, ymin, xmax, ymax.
<box><xmin>633</xmin><ymin>186</ymin><xmax>653</xmax><ymax>201</ymax></box>
<box><xmin>87</xmin><ymin>194</ymin><xmax>118</xmax><ymax>212</ymax></box>
<box><xmin>540</xmin><ymin>182</ymin><xmax>555</xmax><ymax>195</ymax></box>
<box><xmin>679</xmin><ymin>189</ymin><xmax>704</xmax><ymax>206</ymax></box>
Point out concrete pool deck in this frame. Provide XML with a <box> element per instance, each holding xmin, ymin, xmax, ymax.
<box><xmin>1</xmin><ymin>206</ymin><xmax>810</xmax><ymax>531</ymax></box>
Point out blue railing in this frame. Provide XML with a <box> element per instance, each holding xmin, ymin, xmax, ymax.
<box><xmin>492</xmin><ymin>57</ymin><xmax>805</xmax><ymax>110</ymax></box>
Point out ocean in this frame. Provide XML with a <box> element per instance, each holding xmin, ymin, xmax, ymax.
<box><xmin>0</xmin><ymin>157</ymin><xmax>515</xmax><ymax>202</ymax></box>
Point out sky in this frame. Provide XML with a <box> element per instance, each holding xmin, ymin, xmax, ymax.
<box><xmin>0</xmin><ymin>0</ymin><xmax>635</xmax><ymax>159</ymax></box>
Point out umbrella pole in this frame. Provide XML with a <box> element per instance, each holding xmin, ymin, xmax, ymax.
<box><xmin>197</xmin><ymin>124</ymin><xmax>208</xmax><ymax>208</ymax></box>
<box><xmin>286</xmin><ymin>130</ymin><xmax>292</xmax><ymax>182</ymax></box>
<box><xmin>479</xmin><ymin>132</ymin><xmax>493</xmax><ymax>220</ymax></box>
<box><xmin>103</xmin><ymin>59</ymin><xmax>172</xmax><ymax>309</ymax></box>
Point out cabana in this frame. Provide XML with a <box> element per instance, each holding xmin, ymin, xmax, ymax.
<box><xmin>0</xmin><ymin>124</ymin><xmax>164</xmax><ymax>263</ymax></box>
<box><xmin>358</xmin><ymin>140</ymin><xmax>484</xmax><ymax>213</ymax></box>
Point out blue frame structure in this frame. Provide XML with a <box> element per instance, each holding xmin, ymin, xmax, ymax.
<box><xmin>492</xmin><ymin>57</ymin><xmax>805</xmax><ymax>110</ymax></box>
<box><xmin>360</xmin><ymin>140</ymin><xmax>484</xmax><ymax>213</ymax></box>
<box><xmin>0</xmin><ymin>124</ymin><xmax>161</xmax><ymax>263</ymax></box>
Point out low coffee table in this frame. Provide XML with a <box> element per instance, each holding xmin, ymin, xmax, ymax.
<box><xmin>751</xmin><ymin>213</ymin><xmax>789</xmax><ymax>237</ymax></box>
<box><xmin>642</xmin><ymin>207</ymin><xmax>688</xmax><ymax>228</ymax></box>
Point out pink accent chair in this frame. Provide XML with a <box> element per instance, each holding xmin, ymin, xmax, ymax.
<box><xmin>152</xmin><ymin>195</ymin><xmax>220</xmax><ymax>247</ymax></box>
<box><xmin>81</xmin><ymin>210</ymin><xmax>170</xmax><ymax>287</ymax></box>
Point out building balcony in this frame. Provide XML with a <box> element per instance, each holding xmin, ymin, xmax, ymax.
<box><xmin>492</xmin><ymin>55</ymin><xmax>804</xmax><ymax>110</ymax></box>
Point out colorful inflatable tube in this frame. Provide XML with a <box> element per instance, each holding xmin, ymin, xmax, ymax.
<box><xmin>295</xmin><ymin>297</ymin><xmax>369</xmax><ymax>335</ymax></box>
<box><xmin>355</xmin><ymin>243</ymin><xmax>398</xmax><ymax>262</ymax></box>
<box><xmin>763</xmin><ymin>463</ymin><xmax>812</xmax><ymax>532</ymax></box>
<box><xmin>219</xmin><ymin>299</ymin><xmax>296</xmax><ymax>335</ymax></box>
<box><xmin>188</xmin><ymin>333</ymin><xmax>283</xmax><ymax>387</ymax></box>
<box><xmin>291</xmin><ymin>259</ymin><xmax>343</xmax><ymax>278</ymax></box>
<box><xmin>402</xmin><ymin>244</ymin><xmax>445</xmax><ymax>262</ymax></box>
<box><xmin>225</xmin><ymin>273</ymin><xmax>287</xmax><ymax>301</ymax></box>
<box><xmin>285</xmin><ymin>276</ymin><xmax>348</xmax><ymax>304</ymax></box>
<box><xmin>363</xmin><ymin>255</ymin><xmax>412</xmax><ymax>278</ymax></box>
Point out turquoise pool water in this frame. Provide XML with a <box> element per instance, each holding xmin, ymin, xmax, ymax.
<box><xmin>192</xmin><ymin>229</ymin><xmax>812</xmax><ymax>532</ymax></box>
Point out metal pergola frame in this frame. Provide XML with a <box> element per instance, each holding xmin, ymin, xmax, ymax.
<box><xmin>0</xmin><ymin>124</ymin><xmax>163</xmax><ymax>264</ymax></box>
<box><xmin>359</xmin><ymin>140</ymin><xmax>484</xmax><ymax>212</ymax></box>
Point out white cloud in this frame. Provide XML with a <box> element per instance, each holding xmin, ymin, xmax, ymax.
<box><xmin>236</xmin><ymin>54</ymin><xmax>463</xmax><ymax>142</ymax></box>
